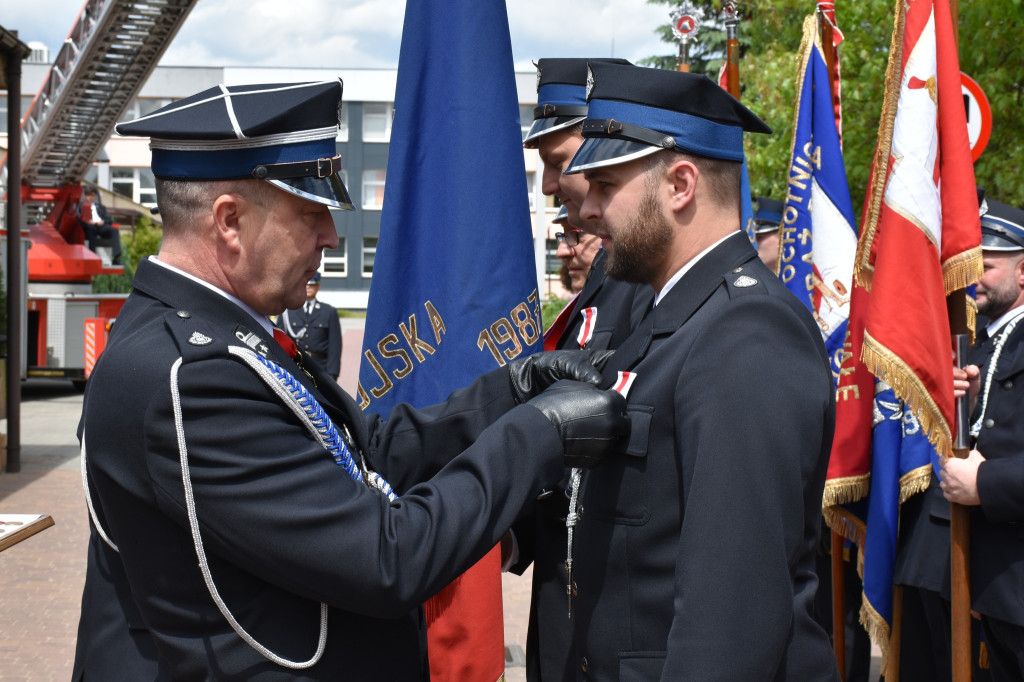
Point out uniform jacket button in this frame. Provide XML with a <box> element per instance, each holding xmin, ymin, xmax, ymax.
<box><xmin>1003</xmin><ymin>379</ymin><xmax>1013</xmax><ymax>390</ymax></box>
<box><xmin>984</xmin><ymin>418</ymin><xmax>995</xmax><ymax>428</ymax></box>
<box><xmin>580</xmin><ymin>656</ymin><xmax>589</xmax><ymax>672</ymax></box>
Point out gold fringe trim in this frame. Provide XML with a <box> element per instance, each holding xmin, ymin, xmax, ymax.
<box><xmin>861</xmin><ymin>594</ymin><xmax>893</xmax><ymax>671</ymax></box>
<box><xmin>822</xmin><ymin>474</ymin><xmax>870</xmax><ymax>508</ymax></box>
<box><xmin>942</xmin><ymin>246</ymin><xmax>983</xmax><ymax>296</ymax></box>
<box><xmin>854</xmin><ymin>0</ymin><xmax>907</xmax><ymax>290</ymax></box>
<box><xmin>822</xmin><ymin>504</ymin><xmax>867</xmax><ymax>553</ymax></box>
<box><xmin>899</xmin><ymin>464</ymin><xmax>932</xmax><ymax>504</ymax></box>
<box><xmin>861</xmin><ymin>331</ymin><xmax>952</xmax><ymax>461</ymax></box>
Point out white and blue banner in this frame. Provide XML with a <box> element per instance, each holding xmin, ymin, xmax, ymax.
<box><xmin>778</xmin><ymin>22</ymin><xmax>857</xmax><ymax>382</ymax></box>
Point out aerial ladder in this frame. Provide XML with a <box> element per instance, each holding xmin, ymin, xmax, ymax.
<box><xmin>1</xmin><ymin>0</ymin><xmax>198</xmax><ymax>384</ymax></box>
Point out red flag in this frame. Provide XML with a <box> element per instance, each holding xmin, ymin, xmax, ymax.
<box><xmin>854</xmin><ymin>0</ymin><xmax>980</xmax><ymax>462</ymax></box>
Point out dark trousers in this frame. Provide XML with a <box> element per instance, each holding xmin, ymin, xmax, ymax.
<box><xmin>982</xmin><ymin>615</ymin><xmax>1024</xmax><ymax>682</ymax></box>
<box><xmin>85</xmin><ymin>223</ymin><xmax>122</xmax><ymax>263</ymax></box>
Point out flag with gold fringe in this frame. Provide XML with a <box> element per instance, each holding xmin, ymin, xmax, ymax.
<box><xmin>823</xmin><ymin>0</ymin><xmax>981</xmax><ymax>666</ymax></box>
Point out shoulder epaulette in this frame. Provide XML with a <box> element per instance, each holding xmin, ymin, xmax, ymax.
<box><xmin>161</xmin><ymin>309</ymin><xmax>231</xmax><ymax>363</ymax></box>
<box><xmin>722</xmin><ymin>264</ymin><xmax>768</xmax><ymax>299</ymax></box>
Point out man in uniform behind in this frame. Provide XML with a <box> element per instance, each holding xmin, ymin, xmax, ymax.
<box><xmin>562</xmin><ymin>62</ymin><xmax>840</xmax><ymax>680</ymax></box>
<box><xmin>752</xmin><ymin>195</ymin><xmax>783</xmax><ymax>273</ymax></box>
<box><xmin>275</xmin><ymin>271</ymin><xmax>342</xmax><ymax>381</ymax></box>
<box><xmin>72</xmin><ymin>79</ymin><xmax>629</xmax><ymax>680</ymax></box>
<box><xmin>944</xmin><ymin>197</ymin><xmax>1024</xmax><ymax>681</ymax></box>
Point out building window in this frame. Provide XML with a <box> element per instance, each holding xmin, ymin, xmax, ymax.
<box><xmin>110</xmin><ymin>167</ymin><xmax>158</xmax><ymax>209</ymax></box>
<box><xmin>112</xmin><ymin>167</ymin><xmax>137</xmax><ymax>201</ymax></box>
<box><xmin>526</xmin><ymin>171</ymin><xmax>536</xmax><ymax>210</ymax></box>
<box><xmin>545</xmin><ymin>238</ymin><xmax>561</xmax><ymax>276</ymax></box>
<box><xmin>362</xmin><ymin>170</ymin><xmax>386</xmax><ymax>210</ymax></box>
<box><xmin>118</xmin><ymin>98</ymin><xmax>173</xmax><ymax>125</ymax></box>
<box><xmin>337</xmin><ymin>103</ymin><xmax>349</xmax><ymax>142</ymax></box>
<box><xmin>362</xmin><ymin>103</ymin><xmax>393</xmax><ymax>142</ymax></box>
<box><xmin>362</xmin><ymin>237</ymin><xmax>378</xmax><ymax>278</ymax></box>
<box><xmin>322</xmin><ymin>236</ymin><xmax>347</xmax><ymax>277</ymax></box>
<box><xmin>138</xmin><ymin>167</ymin><xmax>157</xmax><ymax>207</ymax></box>
<box><xmin>520</xmin><ymin>105</ymin><xmax>534</xmax><ymax>141</ymax></box>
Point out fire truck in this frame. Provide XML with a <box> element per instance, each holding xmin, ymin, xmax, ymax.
<box><xmin>2</xmin><ymin>0</ymin><xmax>198</xmax><ymax>386</ymax></box>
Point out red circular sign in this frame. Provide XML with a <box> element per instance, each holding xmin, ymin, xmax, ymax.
<box><xmin>961</xmin><ymin>72</ymin><xmax>991</xmax><ymax>162</ymax></box>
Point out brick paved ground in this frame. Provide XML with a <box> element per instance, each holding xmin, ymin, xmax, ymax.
<box><xmin>0</xmin><ymin>381</ymin><xmax>90</xmax><ymax>682</ymax></box>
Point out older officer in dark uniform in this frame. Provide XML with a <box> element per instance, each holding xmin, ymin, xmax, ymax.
<box><xmin>559</xmin><ymin>62</ymin><xmax>840</xmax><ymax>680</ymax></box>
<box><xmin>72</xmin><ymin>79</ymin><xmax>629</xmax><ymax>681</ymax></box>
<box><xmin>275</xmin><ymin>272</ymin><xmax>342</xmax><ymax>380</ymax></box>
<box><xmin>942</xmin><ymin>198</ymin><xmax>1024</xmax><ymax>681</ymax></box>
<box><xmin>511</xmin><ymin>57</ymin><xmax>653</xmax><ymax>682</ymax></box>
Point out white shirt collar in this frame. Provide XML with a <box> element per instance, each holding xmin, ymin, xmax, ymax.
<box><xmin>986</xmin><ymin>303</ymin><xmax>1024</xmax><ymax>338</ymax></box>
<box><xmin>149</xmin><ymin>256</ymin><xmax>273</xmax><ymax>336</ymax></box>
<box><xmin>654</xmin><ymin>232</ymin><xmax>738</xmax><ymax>306</ymax></box>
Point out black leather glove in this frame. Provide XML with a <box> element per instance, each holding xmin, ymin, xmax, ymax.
<box><xmin>508</xmin><ymin>350</ymin><xmax>615</xmax><ymax>403</ymax></box>
<box><xmin>527</xmin><ymin>380</ymin><xmax>629</xmax><ymax>469</ymax></box>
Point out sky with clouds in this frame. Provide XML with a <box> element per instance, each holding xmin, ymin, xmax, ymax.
<box><xmin>7</xmin><ymin>0</ymin><xmax>676</xmax><ymax>72</ymax></box>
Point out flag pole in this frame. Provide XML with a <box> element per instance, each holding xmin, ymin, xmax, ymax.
<box><xmin>723</xmin><ymin>2</ymin><xmax>740</xmax><ymax>98</ymax></box>
<box><xmin>950</xmin><ymin>326</ymin><xmax>972</xmax><ymax>682</ymax></box>
<box><xmin>945</xmin><ymin>2</ymin><xmax>972</xmax><ymax>679</ymax></box>
<box><xmin>816</xmin><ymin>7</ymin><xmax>847</xmax><ymax>677</ymax></box>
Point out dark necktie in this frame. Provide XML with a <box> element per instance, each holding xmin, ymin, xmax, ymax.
<box><xmin>273</xmin><ymin>328</ymin><xmax>299</xmax><ymax>360</ymax></box>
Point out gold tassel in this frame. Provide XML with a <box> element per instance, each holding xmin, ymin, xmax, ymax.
<box><xmin>861</xmin><ymin>596</ymin><xmax>893</xmax><ymax>671</ymax></box>
<box><xmin>899</xmin><ymin>465</ymin><xmax>932</xmax><ymax>504</ymax></box>
<box><xmin>979</xmin><ymin>641</ymin><xmax>989</xmax><ymax>669</ymax></box>
<box><xmin>942</xmin><ymin>246</ymin><xmax>983</xmax><ymax>295</ymax></box>
<box><xmin>861</xmin><ymin>332</ymin><xmax>952</xmax><ymax>461</ymax></box>
<box><xmin>822</xmin><ymin>474</ymin><xmax>870</xmax><ymax>508</ymax></box>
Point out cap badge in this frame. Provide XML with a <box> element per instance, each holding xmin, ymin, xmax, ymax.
<box><xmin>535</xmin><ymin>62</ymin><xmax>542</xmax><ymax>92</ymax></box>
<box><xmin>586</xmin><ymin>65</ymin><xmax>595</xmax><ymax>100</ymax></box>
<box><xmin>734</xmin><ymin>275</ymin><xmax>758</xmax><ymax>288</ymax></box>
<box><xmin>188</xmin><ymin>331</ymin><xmax>213</xmax><ymax>346</ymax></box>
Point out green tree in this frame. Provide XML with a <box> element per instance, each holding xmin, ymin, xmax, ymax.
<box><xmin>645</xmin><ymin>0</ymin><xmax>1024</xmax><ymax>218</ymax></box>
<box><xmin>92</xmin><ymin>213</ymin><xmax>163</xmax><ymax>293</ymax></box>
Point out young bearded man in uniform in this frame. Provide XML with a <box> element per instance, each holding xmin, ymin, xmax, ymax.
<box><xmin>511</xmin><ymin>57</ymin><xmax>652</xmax><ymax>682</ymax></box>
<box><xmin>559</xmin><ymin>62</ymin><xmax>840</xmax><ymax>680</ymax></box>
<box><xmin>72</xmin><ymin>79</ymin><xmax>629</xmax><ymax>681</ymax></box>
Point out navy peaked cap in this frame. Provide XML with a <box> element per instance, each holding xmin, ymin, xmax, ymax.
<box><xmin>566</xmin><ymin>62</ymin><xmax>771</xmax><ymax>173</ymax></box>
<box><xmin>308</xmin><ymin>272</ymin><xmax>322</xmax><ymax>285</ymax></box>
<box><xmin>980</xmin><ymin>198</ymin><xmax>1024</xmax><ymax>251</ymax></box>
<box><xmin>524</xmin><ymin>57</ymin><xmax>632</xmax><ymax>147</ymax></box>
<box><xmin>115</xmin><ymin>80</ymin><xmax>353</xmax><ymax>210</ymax></box>
<box><xmin>753</xmin><ymin>197</ymin><xmax>784</xmax><ymax>233</ymax></box>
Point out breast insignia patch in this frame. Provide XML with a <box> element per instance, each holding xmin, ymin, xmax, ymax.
<box><xmin>733</xmin><ymin>275</ymin><xmax>758</xmax><ymax>288</ymax></box>
<box><xmin>188</xmin><ymin>331</ymin><xmax>213</xmax><ymax>346</ymax></box>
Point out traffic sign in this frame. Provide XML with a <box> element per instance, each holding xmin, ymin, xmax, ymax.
<box><xmin>961</xmin><ymin>72</ymin><xmax>991</xmax><ymax>162</ymax></box>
